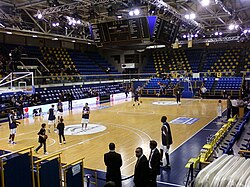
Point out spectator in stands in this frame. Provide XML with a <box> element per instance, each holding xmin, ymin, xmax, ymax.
<box><xmin>8</xmin><ymin>110</ymin><xmax>20</xmax><ymax>144</ymax></box>
<box><xmin>149</xmin><ymin>140</ymin><xmax>160</xmax><ymax>187</ymax></box>
<box><xmin>35</xmin><ymin>123</ymin><xmax>48</xmax><ymax>155</ymax></box>
<box><xmin>134</xmin><ymin>147</ymin><xmax>149</xmax><ymax>187</ymax></box>
<box><xmin>160</xmin><ymin>116</ymin><xmax>172</xmax><ymax>169</ymax></box>
<box><xmin>57</xmin><ymin>118</ymin><xmax>66</xmax><ymax>144</ymax></box>
<box><xmin>104</xmin><ymin>143</ymin><xmax>122</xmax><ymax>187</ymax></box>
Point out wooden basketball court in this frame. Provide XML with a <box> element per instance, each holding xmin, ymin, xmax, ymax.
<box><xmin>0</xmin><ymin>98</ymin><xmax>226</xmax><ymax>176</ymax></box>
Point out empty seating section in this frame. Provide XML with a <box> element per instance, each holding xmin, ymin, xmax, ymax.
<box><xmin>185</xmin><ymin>49</ymin><xmax>203</xmax><ymax>73</ymax></box>
<box><xmin>152</xmin><ymin>51</ymin><xmax>169</xmax><ymax>76</ymax></box>
<box><xmin>69</xmin><ymin>51</ymin><xmax>102</xmax><ymax>75</ymax></box>
<box><xmin>40</xmin><ymin>47</ymin><xmax>79</xmax><ymax>82</ymax></box>
<box><xmin>146</xmin><ymin>48</ymin><xmax>245</xmax><ymax>76</ymax></box>
<box><xmin>216</xmin><ymin>77</ymin><xmax>242</xmax><ymax>90</ymax></box>
<box><xmin>144</xmin><ymin>78</ymin><xmax>168</xmax><ymax>89</ymax></box>
<box><xmin>142</xmin><ymin>77</ymin><xmax>242</xmax><ymax>98</ymax></box>
<box><xmin>170</xmin><ymin>50</ymin><xmax>191</xmax><ymax>72</ymax></box>
<box><xmin>87</xmin><ymin>52</ymin><xmax>118</xmax><ymax>74</ymax></box>
<box><xmin>142</xmin><ymin>56</ymin><xmax>155</xmax><ymax>73</ymax></box>
<box><xmin>203</xmin><ymin>78</ymin><xmax>215</xmax><ymax>91</ymax></box>
<box><xmin>243</xmin><ymin>50</ymin><xmax>250</xmax><ymax>72</ymax></box>
<box><xmin>210</xmin><ymin>49</ymin><xmax>240</xmax><ymax>73</ymax></box>
<box><xmin>37</xmin><ymin>83</ymin><xmax>123</xmax><ymax>104</ymax></box>
<box><xmin>204</xmin><ymin>50</ymin><xmax>224</xmax><ymax>72</ymax></box>
<box><xmin>193</xmin><ymin>112</ymin><xmax>250</xmax><ymax>187</ymax></box>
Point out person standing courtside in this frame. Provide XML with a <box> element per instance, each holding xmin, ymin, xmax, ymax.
<box><xmin>227</xmin><ymin>96</ymin><xmax>232</xmax><ymax>120</ymax></box>
<box><xmin>82</xmin><ymin>103</ymin><xmax>90</xmax><ymax>130</ymax></box>
<box><xmin>134</xmin><ymin>147</ymin><xmax>149</xmax><ymax>187</ymax></box>
<box><xmin>148</xmin><ymin>140</ymin><xmax>161</xmax><ymax>187</ymax></box>
<box><xmin>104</xmin><ymin>143</ymin><xmax>122</xmax><ymax>187</ymax></box>
<box><xmin>160</xmin><ymin>116</ymin><xmax>173</xmax><ymax>169</ymax></box>
<box><xmin>57</xmin><ymin>118</ymin><xmax>66</xmax><ymax>144</ymax></box>
<box><xmin>8</xmin><ymin>110</ymin><xmax>20</xmax><ymax>144</ymax></box>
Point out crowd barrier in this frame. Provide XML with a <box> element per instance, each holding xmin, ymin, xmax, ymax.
<box><xmin>0</xmin><ymin>147</ymin><xmax>86</xmax><ymax>187</ymax></box>
<box><xmin>185</xmin><ymin>111</ymin><xmax>250</xmax><ymax>186</ymax></box>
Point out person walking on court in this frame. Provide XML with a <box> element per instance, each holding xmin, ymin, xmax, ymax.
<box><xmin>82</xmin><ymin>103</ymin><xmax>90</xmax><ymax>130</ymax></box>
<box><xmin>148</xmin><ymin>140</ymin><xmax>161</xmax><ymax>187</ymax></box>
<box><xmin>174</xmin><ymin>84</ymin><xmax>181</xmax><ymax>104</ymax></box>
<box><xmin>134</xmin><ymin>147</ymin><xmax>149</xmax><ymax>187</ymax></box>
<box><xmin>57</xmin><ymin>118</ymin><xmax>66</xmax><ymax>144</ymax></box>
<box><xmin>35</xmin><ymin>123</ymin><xmax>48</xmax><ymax>155</ymax></box>
<box><xmin>8</xmin><ymin>110</ymin><xmax>20</xmax><ymax>144</ymax></box>
<box><xmin>160</xmin><ymin>116</ymin><xmax>173</xmax><ymax>169</ymax></box>
<box><xmin>48</xmin><ymin>105</ymin><xmax>56</xmax><ymax>133</ymax></box>
<box><xmin>104</xmin><ymin>143</ymin><xmax>122</xmax><ymax>187</ymax></box>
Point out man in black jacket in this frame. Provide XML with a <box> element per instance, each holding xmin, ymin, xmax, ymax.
<box><xmin>148</xmin><ymin>140</ymin><xmax>161</xmax><ymax>187</ymax></box>
<box><xmin>134</xmin><ymin>147</ymin><xmax>149</xmax><ymax>187</ymax></box>
<box><xmin>104</xmin><ymin>143</ymin><xmax>122</xmax><ymax>187</ymax></box>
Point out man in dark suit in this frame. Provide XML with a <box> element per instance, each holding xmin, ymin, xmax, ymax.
<box><xmin>134</xmin><ymin>147</ymin><xmax>149</xmax><ymax>187</ymax></box>
<box><xmin>104</xmin><ymin>143</ymin><xmax>123</xmax><ymax>187</ymax></box>
<box><xmin>148</xmin><ymin>140</ymin><xmax>161</xmax><ymax>187</ymax></box>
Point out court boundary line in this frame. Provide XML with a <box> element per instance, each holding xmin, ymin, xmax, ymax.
<box><xmin>157</xmin><ymin>181</ymin><xmax>185</xmax><ymax>187</ymax></box>
<box><xmin>170</xmin><ymin>109</ymin><xmax>227</xmax><ymax>154</ymax></box>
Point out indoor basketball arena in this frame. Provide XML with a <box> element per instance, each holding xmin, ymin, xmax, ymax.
<box><xmin>0</xmin><ymin>0</ymin><xmax>250</xmax><ymax>186</ymax></box>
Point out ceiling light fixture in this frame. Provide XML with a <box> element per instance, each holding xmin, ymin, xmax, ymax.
<box><xmin>201</xmin><ymin>0</ymin><xmax>210</xmax><ymax>7</ymax></box>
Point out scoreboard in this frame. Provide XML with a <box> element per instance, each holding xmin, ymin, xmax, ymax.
<box><xmin>152</xmin><ymin>17</ymin><xmax>180</xmax><ymax>44</ymax></box>
<box><xmin>92</xmin><ymin>17</ymin><xmax>150</xmax><ymax>43</ymax></box>
<box><xmin>91</xmin><ymin>16</ymin><xmax>180</xmax><ymax>45</ymax></box>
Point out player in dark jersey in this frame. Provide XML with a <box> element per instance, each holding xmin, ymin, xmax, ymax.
<box><xmin>8</xmin><ymin>110</ymin><xmax>20</xmax><ymax>144</ymax></box>
<box><xmin>35</xmin><ymin>123</ymin><xmax>48</xmax><ymax>155</ymax></box>
<box><xmin>48</xmin><ymin>105</ymin><xmax>56</xmax><ymax>133</ymax></box>
<box><xmin>57</xmin><ymin>100</ymin><xmax>63</xmax><ymax>121</ymax></box>
<box><xmin>82</xmin><ymin>103</ymin><xmax>90</xmax><ymax>130</ymax></box>
<box><xmin>160</xmin><ymin>116</ymin><xmax>173</xmax><ymax>169</ymax></box>
<box><xmin>133</xmin><ymin>91</ymin><xmax>140</xmax><ymax>106</ymax></box>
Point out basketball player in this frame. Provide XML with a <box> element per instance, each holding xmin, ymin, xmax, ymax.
<box><xmin>8</xmin><ymin>110</ymin><xmax>20</xmax><ymax>144</ymax></box>
<box><xmin>82</xmin><ymin>103</ymin><xmax>90</xmax><ymax>130</ymax></box>
<box><xmin>160</xmin><ymin>116</ymin><xmax>173</xmax><ymax>169</ymax></box>
<box><xmin>47</xmin><ymin>105</ymin><xmax>56</xmax><ymax>133</ymax></box>
<box><xmin>35</xmin><ymin>123</ymin><xmax>48</xmax><ymax>155</ymax></box>
<box><xmin>57</xmin><ymin>118</ymin><xmax>66</xmax><ymax>144</ymax></box>
<box><xmin>57</xmin><ymin>99</ymin><xmax>63</xmax><ymax>122</ymax></box>
<box><xmin>133</xmin><ymin>90</ymin><xmax>140</xmax><ymax>106</ymax></box>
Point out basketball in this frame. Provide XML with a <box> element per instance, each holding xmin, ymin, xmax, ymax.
<box><xmin>44</xmin><ymin>135</ymin><xmax>48</xmax><ymax>139</ymax></box>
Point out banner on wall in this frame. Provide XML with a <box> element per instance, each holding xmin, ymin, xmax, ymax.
<box><xmin>110</xmin><ymin>92</ymin><xmax>132</xmax><ymax>104</ymax></box>
<box><xmin>23</xmin><ymin>97</ymin><xmax>99</xmax><ymax>117</ymax></box>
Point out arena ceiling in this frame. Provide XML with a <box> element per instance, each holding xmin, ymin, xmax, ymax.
<box><xmin>0</xmin><ymin>0</ymin><xmax>249</xmax><ymax>46</ymax></box>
